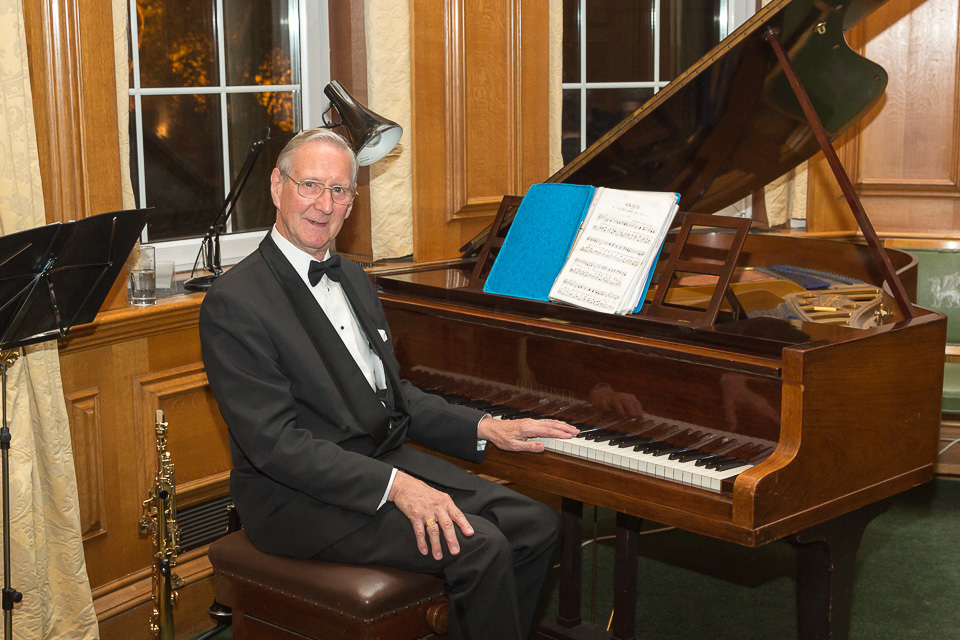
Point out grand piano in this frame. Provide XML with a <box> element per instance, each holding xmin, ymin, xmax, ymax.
<box><xmin>370</xmin><ymin>0</ymin><xmax>947</xmax><ymax>638</ymax></box>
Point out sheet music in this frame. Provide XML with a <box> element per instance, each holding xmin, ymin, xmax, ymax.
<box><xmin>549</xmin><ymin>188</ymin><xmax>679</xmax><ymax>314</ymax></box>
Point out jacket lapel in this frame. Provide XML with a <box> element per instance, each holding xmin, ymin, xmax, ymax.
<box><xmin>337</xmin><ymin>268</ymin><xmax>405</xmax><ymax>411</ymax></box>
<box><xmin>258</xmin><ymin>236</ymin><xmax>392</xmax><ymax>445</ymax></box>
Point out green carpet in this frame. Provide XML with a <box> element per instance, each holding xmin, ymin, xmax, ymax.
<box><xmin>189</xmin><ymin>478</ymin><xmax>960</xmax><ymax>640</ymax></box>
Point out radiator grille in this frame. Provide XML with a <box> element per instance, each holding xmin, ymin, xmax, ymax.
<box><xmin>178</xmin><ymin>495</ymin><xmax>233</xmax><ymax>552</ymax></box>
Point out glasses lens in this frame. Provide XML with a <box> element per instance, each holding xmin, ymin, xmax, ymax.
<box><xmin>293</xmin><ymin>179</ymin><xmax>353</xmax><ymax>204</ymax></box>
<box><xmin>331</xmin><ymin>188</ymin><xmax>353</xmax><ymax>205</ymax></box>
<box><xmin>296</xmin><ymin>181</ymin><xmax>320</xmax><ymax>198</ymax></box>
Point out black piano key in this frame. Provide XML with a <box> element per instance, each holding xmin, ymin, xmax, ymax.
<box><xmin>575</xmin><ymin>428</ymin><xmax>604</xmax><ymax>439</ymax></box>
<box><xmin>581</xmin><ymin>429</ymin><xmax>615</xmax><ymax>441</ymax></box>
<box><xmin>635</xmin><ymin>441</ymin><xmax>674</xmax><ymax>454</ymax></box>
<box><xmin>651</xmin><ymin>445</ymin><xmax>687</xmax><ymax>457</ymax></box>
<box><xmin>592</xmin><ymin>431</ymin><xmax>624</xmax><ymax>443</ymax></box>
<box><xmin>670</xmin><ymin>450</ymin><xmax>713</xmax><ymax>463</ymax></box>
<box><xmin>700</xmin><ymin>456</ymin><xmax>746</xmax><ymax>470</ymax></box>
<box><xmin>492</xmin><ymin>408</ymin><xmax>534</xmax><ymax>419</ymax></box>
<box><xmin>714</xmin><ymin>459</ymin><xmax>751</xmax><ymax>472</ymax></box>
<box><xmin>695</xmin><ymin>455</ymin><xmax>727</xmax><ymax>468</ymax></box>
<box><xmin>611</xmin><ymin>434</ymin><xmax>652</xmax><ymax>448</ymax></box>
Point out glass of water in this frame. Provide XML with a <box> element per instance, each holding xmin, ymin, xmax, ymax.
<box><xmin>129</xmin><ymin>245</ymin><xmax>157</xmax><ymax>305</ymax></box>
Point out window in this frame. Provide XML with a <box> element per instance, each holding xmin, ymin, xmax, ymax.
<box><xmin>562</xmin><ymin>0</ymin><xmax>755</xmax><ymax>165</ymax></box>
<box><xmin>128</xmin><ymin>0</ymin><xmax>330</xmax><ymax>268</ymax></box>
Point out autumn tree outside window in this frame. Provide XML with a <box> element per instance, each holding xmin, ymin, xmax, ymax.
<box><xmin>129</xmin><ymin>0</ymin><xmax>325</xmax><ymax>267</ymax></box>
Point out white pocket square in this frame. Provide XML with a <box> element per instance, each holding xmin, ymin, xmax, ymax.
<box><xmin>378</xmin><ymin>329</ymin><xmax>388</xmax><ymax>342</ymax></box>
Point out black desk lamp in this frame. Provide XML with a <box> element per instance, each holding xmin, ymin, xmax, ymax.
<box><xmin>183</xmin><ymin>81</ymin><xmax>402</xmax><ymax>292</ymax></box>
<box><xmin>323</xmin><ymin>80</ymin><xmax>403</xmax><ymax>166</ymax></box>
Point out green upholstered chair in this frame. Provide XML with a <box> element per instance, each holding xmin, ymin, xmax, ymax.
<box><xmin>889</xmin><ymin>241</ymin><xmax>960</xmax><ymax>474</ymax></box>
<box><xmin>909</xmin><ymin>246</ymin><xmax>960</xmax><ymax>413</ymax></box>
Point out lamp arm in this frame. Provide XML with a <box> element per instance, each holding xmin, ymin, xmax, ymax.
<box><xmin>183</xmin><ymin>128</ymin><xmax>270</xmax><ymax>292</ymax></box>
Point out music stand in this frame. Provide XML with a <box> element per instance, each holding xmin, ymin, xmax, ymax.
<box><xmin>0</xmin><ymin>208</ymin><xmax>148</xmax><ymax>639</ymax></box>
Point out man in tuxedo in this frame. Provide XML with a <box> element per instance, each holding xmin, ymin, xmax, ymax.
<box><xmin>200</xmin><ymin>128</ymin><xmax>579</xmax><ymax>640</ymax></box>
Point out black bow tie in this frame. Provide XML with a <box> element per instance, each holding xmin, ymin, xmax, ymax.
<box><xmin>308</xmin><ymin>255</ymin><xmax>342</xmax><ymax>286</ymax></box>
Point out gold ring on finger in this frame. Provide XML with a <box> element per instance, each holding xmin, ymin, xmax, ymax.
<box><xmin>426</xmin><ymin>519</ymin><xmax>437</xmax><ymax>526</ymax></box>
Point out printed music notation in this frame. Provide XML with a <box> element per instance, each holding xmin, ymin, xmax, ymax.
<box><xmin>549</xmin><ymin>187</ymin><xmax>679</xmax><ymax>314</ymax></box>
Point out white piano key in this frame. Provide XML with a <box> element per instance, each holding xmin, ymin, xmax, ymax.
<box><xmin>538</xmin><ymin>433</ymin><xmax>752</xmax><ymax>493</ymax></box>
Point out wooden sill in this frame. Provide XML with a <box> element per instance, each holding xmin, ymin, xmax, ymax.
<box><xmin>58</xmin><ymin>292</ymin><xmax>205</xmax><ymax>354</ymax></box>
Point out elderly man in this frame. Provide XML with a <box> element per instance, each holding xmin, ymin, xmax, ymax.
<box><xmin>199</xmin><ymin>128</ymin><xmax>579</xmax><ymax>640</ymax></box>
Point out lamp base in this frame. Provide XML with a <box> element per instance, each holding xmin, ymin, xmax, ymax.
<box><xmin>183</xmin><ymin>274</ymin><xmax>220</xmax><ymax>292</ymax></box>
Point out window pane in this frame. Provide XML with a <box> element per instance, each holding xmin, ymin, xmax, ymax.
<box><xmin>227</xmin><ymin>91</ymin><xmax>299</xmax><ymax>233</ymax></box>
<box><xmin>223</xmin><ymin>0</ymin><xmax>297</xmax><ymax>86</ymax></box>
<box><xmin>140</xmin><ymin>94</ymin><xmax>224</xmax><ymax>241</ymax></box>
<box><xmin>585</xmin><ymin>0</ymin><xmax>653</xmax><ymax>83</ymax></box>
<box><xmin>561</xmin><ymin>89</ymin><xmax>582</xmax><ymax>164</ymax></box>
<box><xmin>660</xmin><ymin>0</ymin><xmax>722</xmax><ymax>81</ymax></box>
<box><xmin>135</xmin><ymin>0</ymin><xmax>218</xmax><ymax>88</ymax></box>
<box><xmin>585</xmin><ymin>87</ymin><xmax>654</xmax><ymax>147</ymax></box>
<box><xmin>562</xmin><ymin>0</ymin><xmax>580</xmax><ymax>84</ymax></box>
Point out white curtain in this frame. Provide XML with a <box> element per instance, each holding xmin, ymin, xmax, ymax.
<box><xmin>113</xmin><ymin>0</ymin><xmax>137</xmax><ymax>211</ymax></box>
<box><xmin>365</xmin><ymin>0</ymin><xmax>414</xmax><ymax>260</ymax></box>
<box><xmin>549</xmin><ymin>0</ymin><xmax>563</xmax><ymax>173</ymax></box>
<box><xmin>0</xmin><ymin>1</ymin><xmax>99</xmax><ymax>638</ymax></box>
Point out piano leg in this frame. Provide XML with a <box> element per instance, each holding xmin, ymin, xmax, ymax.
<box><xmin>788</xmin><ymin>499</ymin><xmax>892</xmax><ymax>640</ymax></box>
<box><xmin>611</xmin><ymin>512</ymin><xmax>641</xmax><ymax>640</ymax></box>
<box><xmin>558</xmin><ymin>498</ymin><xmax>583</xmax><ymax>628</ymax></box>
<box><xmin>537</xmin><ymin>500</ymin><xmax>641</xmax><ymax>640</ymax></box>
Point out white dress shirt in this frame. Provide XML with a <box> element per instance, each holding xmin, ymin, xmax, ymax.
<box><xmin>271</xmin><ymin>227</ymin><xmax>397</xmax><ymax>506</ymax></box>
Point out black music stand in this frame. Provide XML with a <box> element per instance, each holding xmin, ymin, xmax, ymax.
<box><xmin>0</xmin><ymin>208</ymin><xmax>148</xmax><ymax>639</ymax></box>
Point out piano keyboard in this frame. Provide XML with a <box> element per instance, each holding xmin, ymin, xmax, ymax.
<box><xmin>411</xmin><ymin>367</ymin><xmax>775</xmax><ymax>494</ymax></box>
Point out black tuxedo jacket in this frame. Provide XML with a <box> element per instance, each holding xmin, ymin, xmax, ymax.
<box><xmin>200</xmin><ymin>234</ymin><xmax>486</xmax><ymax>557</ymax></box>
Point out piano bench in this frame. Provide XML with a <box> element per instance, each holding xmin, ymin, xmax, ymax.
<box><xmin>208</xmin><ymin>531</ymin><xmax>449</xmax><ymax>639</ymax></box>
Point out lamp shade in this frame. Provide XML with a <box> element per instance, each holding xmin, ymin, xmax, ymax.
<box><xmin>324</xmin><ymin>81</ymin><xmax>403</xmax><ymax>166</ymax></box>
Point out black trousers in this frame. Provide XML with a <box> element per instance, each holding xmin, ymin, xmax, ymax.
<box><xmin>313</xmin><ymin>473</ymin><xmax>561</xmax><ymax>640</ymax></box>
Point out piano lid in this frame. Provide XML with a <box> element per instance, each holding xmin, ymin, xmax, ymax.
<box><xmin>552</xmin><ymin>0</ymin><xmax>889</xmax><ymax>213</ymax></box>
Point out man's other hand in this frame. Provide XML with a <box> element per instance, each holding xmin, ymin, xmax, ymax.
<box><xmin>388</xmin><ymin>471</ymin><xmax>473</xmax><ymax>560</ymax></box>
<box><xmin>477</xmin><ymin>416</ymin><xmax>579</xmax><ymax>453</ymax></box>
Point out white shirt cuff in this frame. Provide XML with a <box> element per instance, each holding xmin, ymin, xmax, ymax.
<box><xmin>378</xmin><ymin>467</ymin><xmax>398</xmax><ymax>510</ymax></box>
<box><xmin>477</xmin><ymin>413</ymin><xmax>491</xmax><ymax>451</ymax></box>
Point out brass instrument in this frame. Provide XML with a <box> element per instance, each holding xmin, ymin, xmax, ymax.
<box><xmin>139</xmin><ymin>409</ymin><xmax>184</xmax><ymax>640</ymax></box>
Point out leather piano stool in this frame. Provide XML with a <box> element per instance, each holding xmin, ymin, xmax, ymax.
<box><xmin>208</xmin><ymin>530</ymin><xmax>449</xmax><ymax>639</ymax></box>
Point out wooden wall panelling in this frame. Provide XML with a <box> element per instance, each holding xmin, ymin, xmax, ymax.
<box><xmin>64</xmin><ymin>387</ymin><xmax>107</xmax><ymax>541</ymax></box>
<box><xmin>808</xmin><ymin>0</ymin><xmax>960</xmax><ymax>234</ymax></box>
<box><xmin>58</xmin><ymin>298</ymin><xmax>230</xmax><ymax>636</ymax></box>
<box><xmin>132</xmin><ymin>364</ymin><xmax>231</xmax><ymax>509</ymax></box>
<box><xmin>411</xmin><ymin>0</ymin><xmax>551</xmax><ymax>262</ymax></box>
<box><xmin>23</xmin><ymin>0</ymin><xmax>130</xmax><ymax>310</ymax></box>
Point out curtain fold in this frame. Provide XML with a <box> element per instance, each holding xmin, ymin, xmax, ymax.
<box><xmin>549</xmin><ymin>0</ymin><xmax>563</xmax><ymax>174</ymax></box>
<box><xmin>0</xmin><ymin>1</ymin><xmax>99</xmax><ymax>638</ymax></box>
<box><xmin>113</xmin><ymin>0</ymin><xmax>137</xmax><ymax>211</ymax></box>
<box><xmin>365</xmin><ymin>0</ymin><xmax>414</xmax><ymax>260</ymax></box>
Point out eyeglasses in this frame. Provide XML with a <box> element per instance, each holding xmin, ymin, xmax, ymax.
<box><xmin>285</xmin><ymin>175</ymin><xmax>355</xmax><ymax>205</ymax></box>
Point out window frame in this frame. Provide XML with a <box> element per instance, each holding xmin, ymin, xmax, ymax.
<box><xmin>128</xmin><ymin>0</ymin><xmax>330</xmax><ymax>269</ymax></box>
